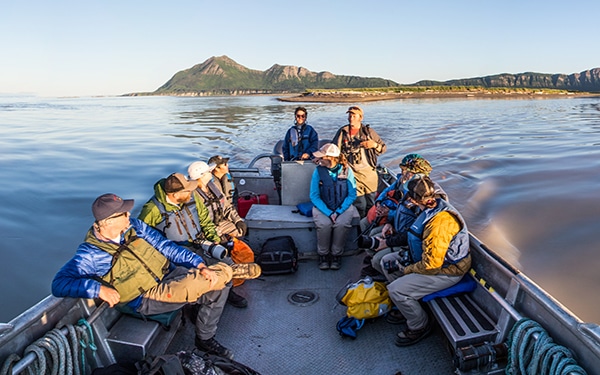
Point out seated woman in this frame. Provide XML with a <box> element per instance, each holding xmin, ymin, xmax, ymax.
<box><xmin>309</xmin><ymin>143</ymin><xmax>358</xmax><ymax>270</ymax></box>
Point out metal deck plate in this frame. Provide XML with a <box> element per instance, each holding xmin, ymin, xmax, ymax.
<box><xmin>168</xmin><ymin>254</ymin><xmax>455</xmax><ymax>374</ymax></box>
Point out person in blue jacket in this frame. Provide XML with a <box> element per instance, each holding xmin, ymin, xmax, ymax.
<box><xmin>310</xmin><ymin>143</ymin><xmax>358</xmax><ymax>270</ymax></box>
<box><xmin>51</xmin><ymin>193</ymin><xmax>260</xmax><ymax>360</ymax></box>
<box><xmin>282</xmin><ymin>106</ymin><xmax>319</xmax><ymax>161</ymax></box>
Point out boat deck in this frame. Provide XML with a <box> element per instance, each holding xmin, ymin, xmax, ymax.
<box><xmin>167</xmin><ymin>253</ymin><xmax>455</xmax><ymax>374</ymax></box>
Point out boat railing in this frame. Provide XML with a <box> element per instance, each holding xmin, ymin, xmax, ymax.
<box><xmin>7</xmin><ymin>302</ymin><xmax>109</xmax><ymax>375</ymax></box>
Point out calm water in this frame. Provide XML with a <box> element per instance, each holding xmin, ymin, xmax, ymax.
<box><xmin>1</xmin><ymin>95</ymin><xmax>599</xmax><ymax>323</ymax></box>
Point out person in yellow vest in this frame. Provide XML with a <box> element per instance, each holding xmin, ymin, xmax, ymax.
<box><xmin>52</xmin><ymin>193</ymin><xmax>261</xmax><ymax>360</ymax></box>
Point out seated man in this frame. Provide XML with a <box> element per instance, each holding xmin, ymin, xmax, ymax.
<box><xmin>188</xmin><ymin>161</ymin><xmax>252</xmax><ymax>309</ymax></box>
<box><xmin>188</xmin><ymin>161</ymin><xmax>247</xmax><ymax>239</ymax></box>
<box><xmin>137</xmin><ymin>172</ymin><xmax>250</xmax><ymax>309</ymax></box>
<box><xmin>363</xmin><ymin>156</ymin><xmax>447</xmax><ymax>276</ymax></box>
<box><xmin>52</xmin><ymin>193</ymin><xmax>260</xmax><ymax>360</ymax></box>
<box><xmin>208</xmin><ymin>155</ymin><xmax>236</xmax><ymax>207</ymax></box>
<box><xmin>380</xmin><ymin>176</ymin><xmax>471</xmax><ymax>346</ymax></box>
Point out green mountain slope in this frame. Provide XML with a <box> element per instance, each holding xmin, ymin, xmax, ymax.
<box><xmin>134</xmin><ymin>56</ymin><xmax>600</xmax><ymax>96</ymax></box>
<box><xmin>153</xmin><ymin>56</ymin><xmax>398</xmax><ymax>95</ymax></box>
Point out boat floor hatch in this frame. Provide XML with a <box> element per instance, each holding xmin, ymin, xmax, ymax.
<box><xmin>167</xmin><ymin>254</ymin><xmax>456</xmax><ymax>374</ymax></box>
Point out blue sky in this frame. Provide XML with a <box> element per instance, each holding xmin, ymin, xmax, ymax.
<box><xmin>2</xmin><ymin>0</ymin><xmax>599</xmax><ymax>97</ymax></box>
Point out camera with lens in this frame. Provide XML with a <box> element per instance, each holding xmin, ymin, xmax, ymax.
<box><xmin>357</xmin><ymin>235</ymin><xmax>380</xmax><ymax>250</ymax></box>
<box><xmin>196</xmin><ymin>240</ymin><xmax>227</xmax><ymax>260</ymax></box>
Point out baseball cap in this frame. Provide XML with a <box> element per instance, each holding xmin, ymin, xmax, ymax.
<box><xmin>92</xmin><ymin>193</ymin><xmax>134</xmax><ymax>222</ymax></box>
<box><xmin>407</xmin><ymin>175</ymin><xmax>436</xmax><ymax>202</ymax></box>
<box><xmin>164</xmin><ymin>173</ymin><xmax>198</xmax><ymax>193</ymax></box>
<box><xmin>207</xmin><ymin>155</ymin><xmax>230</xmax><ymax>167</ymax></box>
<box><xmin>346</xmin><ymin>106</ymin><xmax>363</xmax><ymax>117</ymax></box>
<box><xmin>313</xmin><ymin>143</ymin><xmax>341</xmax><ymax>158</ymax></box>
<box><xmin>188</xmin><ymin>162</ymin><xmax>216</xmax><ymax>180</ymax></box>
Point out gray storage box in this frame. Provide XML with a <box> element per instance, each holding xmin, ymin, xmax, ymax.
<box><xmin>245</xmin><ymin>204</ymin><xmax>360</xmax><ymax>259</ymax></box>
<box><xmin>281</xmin><ymin>161</ymin><xmax>316</xmax><ymax>206</ymax></box>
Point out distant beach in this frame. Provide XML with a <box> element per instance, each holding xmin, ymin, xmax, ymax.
<box><xmin>277</xmin><ymin>90</ymin><xmax>600</xmax><ymax>103</ymax></box>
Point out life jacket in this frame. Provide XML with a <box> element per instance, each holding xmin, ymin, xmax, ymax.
<box><xmin>407</xmin><ymin>198</ymin><xmax>470</xmax><ymax>265</ymax></box>
<box><xmin>317</xmin><ymin>164</ymin><xmax>349</xmax><ymax>212</ymax></box>
<box><xmin>152</xmin><ymin>192</ymin><xmax>204</xmax><ymax>246</ymax></box>
<box><xmin>367</xmin><ymin>189</ymin><xmax>401</xmax><ymax>225</ymax></box>
<box><xmin>218</xmin><ymin>173</ymin><xmax>236</xmax><ymax>206</ymax></box>
<box><xmin>285</xmin><ymin>123</ymin><xmax>315</xmax><ymax>160</ymax></box>
<box><xmin>393</xmin><ymin>195</ymin><xmax>419</xmax><ymax>235</ymax></box>
<box><xmin>85</xmin><ymin>228</ymin><xmax>170</xmax><ymax>304</ymax></box>
<box><xmin>196</xmin><ymin>180</ymin><xmax>226</xmax><ymax>224</ymax></box>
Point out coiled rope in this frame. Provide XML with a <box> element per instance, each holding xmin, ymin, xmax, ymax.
<box><xmin>506</xmin><ymin>318</ymin><xmax>588</xmax><ymax>375</ymax></box>
<box><xmin>0</xmin><ymin>319</ymin><xmax>97</xmax><ymax>375</ymax></box>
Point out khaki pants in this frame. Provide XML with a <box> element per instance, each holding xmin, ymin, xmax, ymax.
<box><xmin>382</xmin><ymin>252</ymin><xmax>461</xmax><ymax>330</ymax></box>
<box><xmin>352</xmin><ymin>167</ymin><xmax>378</xmax><ymax>218</ymax></box>
<box><xmin>312</xmin><ymin>205</ymin><xmax>358</xmax><ymax>257</ymax></box>
<box><xmin>139</xmin><ymin>263</ymin><xmax>232</xmax><ymax>339</ymax></box>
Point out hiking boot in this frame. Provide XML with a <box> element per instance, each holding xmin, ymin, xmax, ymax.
<box><xmin>195</xmin><ymin>336</ymin><xmax>233</xmax><ymax>360</ymax></box>
<box><xmin>227</xmin><ymin>289</ymin><xmax>248</xmax><ymax>308</ymax></box>
<box><xmin>395</xmin><ymin>321</ymin><xmax>432</xmax><ymax>347</ymax></box>
<box><xmin>360</xmin><ymin>264</ymin><xmax>381</xmax><ymax>278</ymax></box>
<box><xmin>386</xmin><ymin>309</ymin><xmax>407</xmax><ymax>325</ymax></box>
<box><xmin>330</xmin><ymin>256</ymin><xmax>341</xmax><ymax>270</ymax></box>
<box><xmin>318</xmin><ymin>255</ymin><xmax>330</xmax><ymax>270</ymax></box>
<box><xmin>230</xmin><ymin>263</ymin><xmax>261</xmax><ymax>279</ymax></box>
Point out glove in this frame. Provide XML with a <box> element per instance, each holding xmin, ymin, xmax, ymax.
<box><xmin>235</xmin><ymin>220</ymin><xmax>248</xmax><ymax>236</ymax></box>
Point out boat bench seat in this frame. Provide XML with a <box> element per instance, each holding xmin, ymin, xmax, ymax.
<box><xmin>426</xmin><ymin>286</ymin><xmax>499</xmax><ymax>350</ymax></box>
<box><xmin>105</xmin><ymin>310</ymin><xmax>182</xmax><ymax>364</ymax></box>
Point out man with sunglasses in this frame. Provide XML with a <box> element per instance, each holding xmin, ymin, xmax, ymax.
<box><xmin>52</xmin><ymin>193</ymin><xmax>260</xmax><ymax>360</ymax></box>
<box><xmin>282</xmin><ymin>106</ymin><xmax>319</xmax><ymax>161</ymax></box>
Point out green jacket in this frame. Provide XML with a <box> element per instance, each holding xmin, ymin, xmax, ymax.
<box><xmin>138</xmin><ymin>178</ymin><xmax>220</xmax><ymax>243</ymax></box>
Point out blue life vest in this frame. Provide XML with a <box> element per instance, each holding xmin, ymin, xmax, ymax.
<box><xmin>317</xmin><ymin>165</ymin><xmax>349</xmax><ymax>212</ymax></box>
<box><xmin>393</xmin><ymin>196</ymin><xmax>420</xmax><ymax>238</ymax></box>
<box><xmin>152</xmin><ymin>192</ymin><xmax>204</xmax><ymax>246</ymax></box>
<box><xmin>407</xmin><ymin>198</ymin><xmax>469</xmax><ymax>264</ymax></box>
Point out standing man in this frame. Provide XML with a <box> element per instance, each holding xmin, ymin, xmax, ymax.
<box><xmin>332</xmin><ymin>106</ymin><xmax>386</xmax><ymax>218</ymax></box>
<box><xmin>282</xmin><ymin>106</ymin><xmax>319</xmax><ymax>161</ymax></box>
<box><xmin>52</xmin><ymin>193</ymin><xmax>259</xmax><ymax>360</ymax></box>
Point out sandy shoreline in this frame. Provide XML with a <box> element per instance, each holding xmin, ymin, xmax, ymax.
<box><xmin>277</xmin><ymin>90</ymin><xmax>600</xmax><ymax>103</ymax></box>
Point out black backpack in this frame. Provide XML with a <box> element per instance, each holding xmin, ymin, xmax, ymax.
<box><xmin>257</xmin><ymin>236</ymin><xmax>298</xmax><ymax>275</ymax></box>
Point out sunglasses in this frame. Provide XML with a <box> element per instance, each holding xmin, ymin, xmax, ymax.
<box><xmin>295</xmin><ymin>114</ymin><xmax>306</xmax><ymax>118</ymax></box>
<box><xmin>107</xmin><ymin>212</ymin><xmax>129</xmax><ymax>220</ymax></box>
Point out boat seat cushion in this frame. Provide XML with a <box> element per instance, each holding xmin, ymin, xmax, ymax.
<box><xmin>422</xmin><ymin>274</ymin><xmax>477</xmax><ymax>302</ymax></box>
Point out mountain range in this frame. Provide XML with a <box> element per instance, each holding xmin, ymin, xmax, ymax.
<box><xmin>141</xmin><ymin>56</ymin><xmax>600</xmax><ymax>95</ymax></box>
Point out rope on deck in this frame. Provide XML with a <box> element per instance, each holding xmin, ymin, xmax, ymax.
<box><xmin>506</xmin><ymin>318</ymin><xmax>588</xmax><ymax>375</ymax></box>
<box><xmin>0</xmin><ymin>319</ymin><xmax>97</xmax><ymax>375</ymax></box>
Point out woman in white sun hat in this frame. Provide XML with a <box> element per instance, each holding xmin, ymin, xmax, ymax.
<box><xmin>310</xmin><ymin>143</ymin><xmax>358</xmax><ymax>271</ymax></box>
